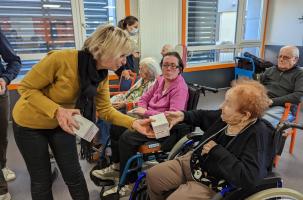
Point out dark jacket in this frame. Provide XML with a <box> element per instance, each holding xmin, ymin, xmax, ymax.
<box><xmin>183</xmin><ymin>109</ymin><xmax>275</xmax><ymax>189</ymax></box>
<box><xmin>260</xmin><ymin>66</ymin><xmax>303</xmax><ymax>106</ymax></box>
<box><xmin>0</xmin><ymin>30</ymin><xmax>21</xmax><ymax>84</ymax></box>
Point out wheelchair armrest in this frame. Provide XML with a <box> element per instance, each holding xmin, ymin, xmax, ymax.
<box><xmin>186</xmin><ymin>132</ymin><xmax>204</xmax><ymax>140</ymax></box>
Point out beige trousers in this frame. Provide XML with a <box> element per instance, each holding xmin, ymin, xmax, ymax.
<box><xmin>146</xmin><ymin>152</ymin><xmax>215</xmax><ymax>200</ymax></box>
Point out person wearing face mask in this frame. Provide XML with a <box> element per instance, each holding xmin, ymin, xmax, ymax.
<box><xmin>115</xmin><ymin>16</ymin><xmax>140</xmax><ymax>79</ymax></box>
<box><xmin>260</xmin><ymin>45</ymin><xmax>303</xmax><ymax>127</ymax></box>
<box><xmin>12</xmin><ymin>25</ymin><xmax>154</xmax><ymax>200</ymax></box>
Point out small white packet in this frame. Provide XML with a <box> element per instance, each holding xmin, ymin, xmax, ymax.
<box><xmin>72</xmin><ymin>115</ymin><xmax>99</xmax><ymax>142</ymax></box>
<box><xmin>149</xmin><ymin>113</ymin><xmax>170</xmax><ymax>139</ymax></box>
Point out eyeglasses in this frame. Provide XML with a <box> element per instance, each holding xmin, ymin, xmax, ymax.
<box><xmin>278</xmin><ymin>55</ymin><xmax>293</xmax><ymax>61</ymax></box>
<box><xmin>162</xmin><ymin>63</ymin><xmax>179</xmax><ymax>69</ymax></box>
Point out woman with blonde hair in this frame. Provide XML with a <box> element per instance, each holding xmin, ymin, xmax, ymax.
<box><xmin>12</xmin><ymin>25</ymin><xmax>153</xmax><ymax>200</ymax></box>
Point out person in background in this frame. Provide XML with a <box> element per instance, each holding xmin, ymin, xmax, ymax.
<box><xmin>261</xmin><ymin>45</ymin><xmax>303</xmax><ymax>126</ymax></box>
<box><xmin>147</xmin><ymin>79</ymin><xmax>274</xmax><ymax>200</ymax></box>
<box><xmin>116</xmin><ymin>16</ymin><xmax>140</xmax><ymax>79</ymax></box>
<box><xmin>161</xmin><ymin>44</ymin><xmax>173</xmax><ymax>57</ymax></box>
<box><xmin>96</xmin><ymin>57</ymin><xmax>162</xmax><ymax>147</ymax></box>
<box><xmin>0</xmin><ymin>30</ymin><xmax>21</xmax><ymax>200</ymax></box>
<box><xmin>12</xmin><ymin>25</ymin><xmax>153</xmax><ymax>200</ymax></box>
<box><xmin>92</xmin><ymin>52</ymin><xmax>189</xmax><ymax>199</ymax></box>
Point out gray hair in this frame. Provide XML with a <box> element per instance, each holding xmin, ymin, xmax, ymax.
<box><xmin>281</xmin><ymin>45</ymin><xmax>300</xmax><ymax>58</ymax></box>
<box><xmin>140</xmin><ymin>57</ymin><xmax>162</xmax><ymax>80</ymax></box>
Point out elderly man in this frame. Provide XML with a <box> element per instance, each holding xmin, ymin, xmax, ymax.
<box><xmin>261</xmin><ymin>45</ymin><xmax>303</xmax><ymax>126</ymax></box>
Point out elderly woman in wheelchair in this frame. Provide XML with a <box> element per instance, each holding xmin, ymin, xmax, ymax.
<box><xmin>146</xmin><ymin>79</ymin><xmax>275</xmax><ymax>200</ymax></box>
<box><xmin>92</xmin><ymin>51</ymin><xmax>189</xmax><ymax>198</ymax></box>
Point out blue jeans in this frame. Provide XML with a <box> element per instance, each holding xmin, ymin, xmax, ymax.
<box><xmin>263</xmin><ymin>106</ymin><xmax>294</xmax><ymax>127</ymax></box>
<box><xmin>13</xmin><ymin>122</ymin><xmax>89</xmax><ymax>200</ymax></box>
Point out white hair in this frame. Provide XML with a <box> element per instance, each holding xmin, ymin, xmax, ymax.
<box><xmin>140</xmin><ymin>57</ymin><xmax>162</xmax><ymax>80</ymax></box>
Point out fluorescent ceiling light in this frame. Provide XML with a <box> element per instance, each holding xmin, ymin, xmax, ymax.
<box><xmin>103</xmin><ymin>6</ymin><xmax>115</xmax><ymax>9</ymax></box>
<box><xmin>43</xmin><ymin>4</ymin><xmax>61</xmax><ymax>8</ymax></box>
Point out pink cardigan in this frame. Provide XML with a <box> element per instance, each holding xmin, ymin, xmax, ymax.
<box><xmin>138</xmin><ymin>75</ymin><xmax>189</xmax><ymax>117</ymax></box>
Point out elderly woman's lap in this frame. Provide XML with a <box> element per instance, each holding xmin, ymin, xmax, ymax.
<box><xmin>146</xmin><ymin>152</ymin><xmax>214</xmax><ymax>200</ymax></box>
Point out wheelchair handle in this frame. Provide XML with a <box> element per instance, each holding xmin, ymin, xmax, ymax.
<box><xmin>276</xmin><ymin>122</ymin><xmax>303</xmax><ymax>135</ymax></box>
<box><xmin>188</xmin><ymin>82</ymin><xmax>219</xmax><ymax>94</ymax></box>
<box><xmin>279</xmin><ymin>122</ymin><xmax>303</xmax><ymax>131</ymax></box>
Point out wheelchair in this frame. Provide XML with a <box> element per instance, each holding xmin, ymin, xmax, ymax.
<box><xmin>89</xmin><ymin>83</ymin><xmax>218</xmax><ymax>199</ymax></box>
<box><xmin>129</xmin><ymin>121</ymin><xmax>303</xmax><ymax>200</ymax></box>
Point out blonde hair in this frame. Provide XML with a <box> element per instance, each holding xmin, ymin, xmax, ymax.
<box><xmin>83</xmin><ymin>25</ymin><xmax>132</xmax><ymax>61</ymax></box>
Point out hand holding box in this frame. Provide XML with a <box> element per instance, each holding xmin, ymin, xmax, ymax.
<box><xmin>149</xmin><ymin>113</ymin><xmax>170</xmax><ymax>139</ymax></box>
<box><xmin>72</xmin><ymin>114</ymin><xmax>99</xmax><ymax>142</ymax></box>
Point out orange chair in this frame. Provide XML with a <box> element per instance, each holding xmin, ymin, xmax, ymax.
<box><xmin>274</xmin><ymin>102</ymin><xmax>301</xmax><ymax>167</ymax></box>
<box><xmin>109</xmin><ymin>70</ymin><xmax>137</xmax><ymax>97</ymax></box>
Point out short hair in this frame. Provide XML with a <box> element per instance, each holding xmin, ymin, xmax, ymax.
<box><xmin>280</xmin><ymin>45</ymin><xmax>300</xmax><ymax>58</ymax></box>
<box><xmin>160</xmin><ymin>51</ymin><xmax>184</xmax><ymax>73</ymax></box>
<box><xmin>82</xmin><ymin>25</ymin><xmax>132</xmax><ymax>61</ymax></box>
<box><xmin>140</xmin><ymin>57</ymin><xmax>162</xmax><ymax>80</ymax></box>
<box><xmin>230</xmin><ymin>78</ymin><xmax>272</xmax><ymax>119</ymax></box>
<box><xmin>118</xmin><ymin>16</ymin><xmax>139</xmax><ymax>30</ymax></box>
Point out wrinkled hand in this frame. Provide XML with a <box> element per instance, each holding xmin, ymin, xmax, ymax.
<box><xmin>132</xmin><ymin>118</ymin><xmax>155</xmax><ymax>138</ymax></box>
<box><xmin>55</xmin><ymin>107</ymin><xmax>80</xmax><ymax>135</ymax></box>
<box><xmin>132</xmin><ymin>107</ymin><xmax>147</xmax><ymax>116</ymax></box>
<box><xmin>0</xmin><ymin>78</ymin><xmax>7</xmax><ymax>95</ymax></box>
<box><xmin>201</xmin><ymin>140</ymin><xmax>217</xmax><ymax>155</ymax></box>
<box><xmin>121</xmin><ymin>70</ymin><xmax>131</xmax><ymax>80</ymax></box>
<box><xmin>112</xmin><ymin>101</ymin><xmax>125</xmax><ymax>109</ymax></box>
<box><xmin>165</xmin><ymin>111</ymin><xmax>184</xmax><ymax>129</ymax></box>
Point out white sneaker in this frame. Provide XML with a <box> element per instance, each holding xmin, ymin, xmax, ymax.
<box><xmin>0</xmin><ymin>193</ymin><xmax>11</xmax><ymax>200</ymax></box>
<box><xmin>103</xmin><ymin>184</ymin><xmax>133</xmax><ymax>198</ymax></box>
<box><xmin>92</xmin><ymin>164</ymin><xmax>119</xmax><ymax>181</ymax></box>
<box><xmin>2</xmin><ymin>168</ymin><xmax>16</xmax><ymax>182</ymax></box>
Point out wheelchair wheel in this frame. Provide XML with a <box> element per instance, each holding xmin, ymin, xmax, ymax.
<box><xmin>246</xmin><ymin>188</ymin><xmax>303</xmax><ymax>200</ymax></box>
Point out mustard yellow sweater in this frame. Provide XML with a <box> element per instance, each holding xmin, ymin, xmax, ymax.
<box><xmin>13</xmin><ymin>49</ymin><xmax>135</xmax><ymax>129</ymax></box>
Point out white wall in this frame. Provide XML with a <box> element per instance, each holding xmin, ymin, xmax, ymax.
<box><xmin>266</xmin><ymin>0</ymin><xmax>303</xmax><ymax>46</ymax></box>
<box><xmin>138</xmin><ymin>0</ymin><xmax>180</xmax><ymax>62</ymax></box>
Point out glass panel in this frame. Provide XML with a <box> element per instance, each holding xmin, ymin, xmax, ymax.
<box><xmin>243</xmin><ymin>0</ymin><xmax>263</xmax><ymax>40</ymax></box>
<box><xmin>0</xmin><ymin>0</ymin><xmax>75</xmax><ymax>54</ymax></box>
<box><xmin>187</xmin><ymin>0</ymin><xmax>238</xmax><ymax>47</ymax></box>
<box><xmin>83</xmin><ymin>0</ymin><xmax>116</xmax><ymax>37</ymax></box>
<box><xmin>241</xmin><ymin>47</ymin><xmax>260</xmax><ymax>56</ymax></box>
<box><xmin>187</xmin><ymin>48</ymin><xmax>235</xmax><ymax>64</ymax></box>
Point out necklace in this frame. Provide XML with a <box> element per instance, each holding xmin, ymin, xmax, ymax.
<box><xmin>225</xmin><ymin>118</ymin><xmax>258</xmax><ymax>136</ymax></box>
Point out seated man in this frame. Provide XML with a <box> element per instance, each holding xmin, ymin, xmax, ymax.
<box><xmin>146</xmin><ymin>79</ymin><xmax>274</xmax><ymax>200</ymax></box>
<box><xmin>261</xmin><ymin>45</ymin><xmax>303</xmax><ymax>126</ymax></box>
<box><xmin>92</xmin><ymin>52</ymin><xmax>189</xmax><ymax>198</ymax></box>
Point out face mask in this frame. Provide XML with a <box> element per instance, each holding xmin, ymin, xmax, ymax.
<box><xmin>129</xmin><ymin>28</ymin><xmax>139</xmax><ymax>36</ymax></box>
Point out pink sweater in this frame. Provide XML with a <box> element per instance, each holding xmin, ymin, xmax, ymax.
<box><xmin>138</xmin><ymin>75</ymin><xmax>189</xmax><ymax>117</ymax></box>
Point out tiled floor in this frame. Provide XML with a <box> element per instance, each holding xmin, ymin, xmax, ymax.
<box><xmin>6</xmin><ymin>89</ymin><xmax>303</xmax><ymax>199</ymax></box>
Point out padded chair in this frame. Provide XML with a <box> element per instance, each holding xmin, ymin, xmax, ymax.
<box><xmin>109</xmin><ymin>70</ymin><xmax>137</xmax><ymax>96</ymax></box>
<box><xmin>234</xmin><ymin>56</ymin><xmax>256</xmax><ymax>79</ymax></box>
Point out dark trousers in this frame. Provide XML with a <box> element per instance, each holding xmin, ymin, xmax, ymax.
<box><xmin>119</xmin><ymin>130</ymin><xmax>152</xmax><ymax>183</ymax></box>
<box><xmin>0</xmin><ymin>162</ymin><xmax>7</xmax><ymax>195</ymax></box>
<box><xmin>0</xmin><ymin>94</ymin><xmax>8</xmax><ymax>195</ymax></box>
<box><xmin>13</xmin><ymin>122</ymin><xmax>89</xmax><ymax>200</ymax></box>
<box><xmin>110</xmin><ymin>125</ymin><xmax>127</xmax><ymax>163</ymax></box>
<box><xmin>0</xmin><ymin>93</ymin><xmax>8</xmax><ymax>168</ymax></box>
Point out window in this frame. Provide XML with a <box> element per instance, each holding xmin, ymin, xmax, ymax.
<box><xmin>186</xmin><ymin>0</ymin><xmax>266</xmax><ymax>66</ymax></box>
<box><xmin>83</xmin><ymin>0</ymin><xmax>116</xmax><ymax>36</ymax></box>
<box><xmin>0</xmin><ymin>0</ymin><xmax>75</xmax><ymax>54</ymax></box>
<box><xmin>0</xmin><ymin>0</ymin><xmax>117</xmax><ymax>77</ymax></box>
